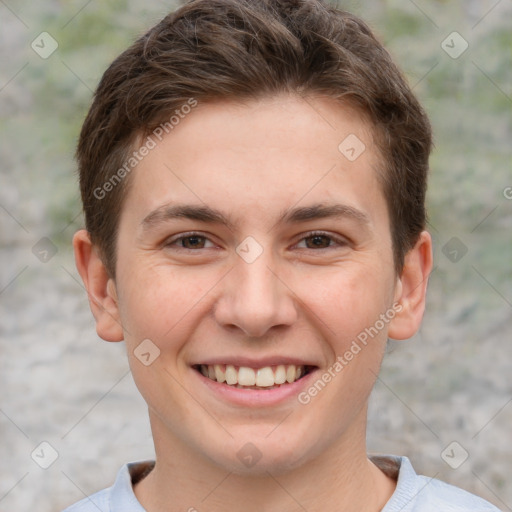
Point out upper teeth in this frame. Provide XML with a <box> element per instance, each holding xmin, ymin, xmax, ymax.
<box><xmin>199</xmin><ymin>364</ymin><xmax>305</xmax><ymax>388</ymax></box>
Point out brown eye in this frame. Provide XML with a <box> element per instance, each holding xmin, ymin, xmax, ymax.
<box><xmin>304</xmin><ymin>234</ymin><xmax>332</xmax><ymax>249</ymax></box>
<box><xmin>180</xmin><ymin>235</ymin><xmax>206</xmax><ymax>249</ymax></box>
<box><xmin>295</xmin><ymin>231</ymin><xmax>348</xmax><ymax>250</ymax></box>
<box><xmin>165</xmin><ymin>233</ymin><xmax>215</xmax><ymax>250</ymax></box>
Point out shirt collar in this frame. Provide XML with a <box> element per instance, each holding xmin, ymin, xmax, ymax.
<box><xmin>110</xmin><ymin>456</ymin><xmax>414</xmax><ymax>511</ymax></box>
<box><xmin>110</xmin><ymin>460</ymin><xmax>154</xmax><ymax>511</ymax></box>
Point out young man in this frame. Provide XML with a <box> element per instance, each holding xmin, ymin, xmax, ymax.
<box><xmin>65</xmin><ymin>0</ymin><xmax>501</xmax><ymax>510</ymax></box>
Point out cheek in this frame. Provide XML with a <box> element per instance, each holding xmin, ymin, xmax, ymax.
<box><xmin>116</xmin><ymin>262</ymin><xmax>216</xmax><ymax>348</ymax></box>
<box><xmin>299</xmin><ymin>264</ymin><xmax>395</xmax><ymax>348</ymax></box>
<box><xmin>298</xmin><ymin>268</ymin><xmax>394</xmax><ymax>408</ymax></box>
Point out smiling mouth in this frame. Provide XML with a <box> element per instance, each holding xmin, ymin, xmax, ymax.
<box><xmin>193</xmin><ymin>364</ymin><xmax>316</xmax><ymax>390</ymax></box>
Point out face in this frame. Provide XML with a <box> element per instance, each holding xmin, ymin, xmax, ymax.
<box><xmin>87</xmin><ymin>95</ymin><xmax>415</xmax><ymax>474</ymax></box>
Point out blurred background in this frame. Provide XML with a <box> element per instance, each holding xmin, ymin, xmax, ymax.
<box><xmin>0</xmin><ymin>0</ymin><xmax>510</xmax><ymax>510</ymax></box>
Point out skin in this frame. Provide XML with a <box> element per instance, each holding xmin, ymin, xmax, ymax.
<box><xmin>74</xmin><ymin>94</ymin><xmax>432</xmax><ymax>512</ymax></box>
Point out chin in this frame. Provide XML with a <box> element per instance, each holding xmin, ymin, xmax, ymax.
<box><xmin>207</xmin><ymin>433</ymin><xmax>318</xmax><ymax>476</ymax></box>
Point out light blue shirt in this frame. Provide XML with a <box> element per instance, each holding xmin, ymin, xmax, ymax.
<box><xmin>62</xmin><ymin>455</ymin><xmax>502</xmax><ymax>511</ymax></box>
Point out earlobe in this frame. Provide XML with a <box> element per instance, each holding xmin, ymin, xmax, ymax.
<box><xmin>73</xmin><ymin>229</ymin><xmax>124</xmax><ymax>342</ymax></box>
<box><xmin>388</xmin><ymin>231</ymin><xmax>433</xmax><ymax>340</ymax></box>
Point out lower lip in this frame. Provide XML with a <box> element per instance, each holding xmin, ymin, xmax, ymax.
<box><xmin>193</xmin><ymin>368</ymin><xmax>318</xmax><ymax>407</ymax></box>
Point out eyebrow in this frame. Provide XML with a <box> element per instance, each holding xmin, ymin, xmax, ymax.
<box><xmin>140</xmin><ymin>202</ymin><xmax>371</xmax><ymax>233</ymax></box>
<box><xmin>141</xmin><ymin>204</ymin><xmax>236</xmax><ymax>231</ymax></box>
<box><xmin>278</xmin><ymin>203</ymin><xmax>370</xmax><ymax>227</ymax></box>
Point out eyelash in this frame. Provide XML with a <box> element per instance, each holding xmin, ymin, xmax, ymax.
<box><xmin>164</xmin><ymin>231</ymin><xmax>348</xmax><ymax>251</ymax></box>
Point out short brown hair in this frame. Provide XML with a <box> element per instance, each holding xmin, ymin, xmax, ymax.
<box><xmin>77</xmin><ymin>0</ymin><xmax>432</xmax><ymax>276</ymax></box>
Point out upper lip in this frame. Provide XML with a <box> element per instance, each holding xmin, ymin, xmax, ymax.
<box><xmin>191</xmin><ymin>356</ymin><xmax>319</xmax><ymax>368</ymax></box>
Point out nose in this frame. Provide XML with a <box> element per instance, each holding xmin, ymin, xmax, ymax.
<box><xmin>213</xmin><ymin>251</ymin><xmax>298</xmax><ymax>338</ymax></box>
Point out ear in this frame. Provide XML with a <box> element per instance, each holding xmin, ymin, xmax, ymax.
<box><xmin>73</xmin><ymin>229</ymin><xmax>124</xmax><ymax>342</ymax></box>
<box><xmin>388</xmin><ymin>230</ymin><xmax>433</xmax><ymax>340</ymax></box>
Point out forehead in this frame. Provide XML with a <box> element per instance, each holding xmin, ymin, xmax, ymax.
<box><xmin>121</xmin><ymin>94</ymin><xmax>388</xmax><ymax>232</ymax></box>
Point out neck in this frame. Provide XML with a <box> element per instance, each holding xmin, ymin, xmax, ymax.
<box><xmin>135</xmin><ymin>408</ymin><xmax>396</xmax><ymax>512</ymax></box>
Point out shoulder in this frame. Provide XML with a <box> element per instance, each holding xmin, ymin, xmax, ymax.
<box><xmin>373</xmin><ymin>455</ymin><xmax>502</xmax><ymax>512</ymax></box>
<box><xmin>61</xmin><ymin>487</ymin><xmax>110</xmax><ymax>512</ymax></box>
<box><xmin>411</xmin><ymin>474</ymin><xmax>502</xmax><ymax>511</ymax></box>
<box><xmin>61</xmin><ymin>461</ymin><xmax>154</xmax><ymax>512</ymax></box>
